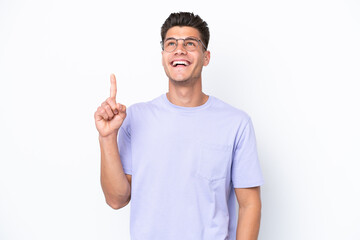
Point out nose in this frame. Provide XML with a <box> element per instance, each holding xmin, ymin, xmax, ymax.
<box><xmin>174</xmin><ymin>39</ymin><xmax>187</xmax><ymax>54</ymax></box>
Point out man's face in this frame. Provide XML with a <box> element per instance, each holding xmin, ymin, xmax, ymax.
<box><xmin>162</xmin><ymin>26</ymin><xmax>210</xmax><ymax>85</ymax></box>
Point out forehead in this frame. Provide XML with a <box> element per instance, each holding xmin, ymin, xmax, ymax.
<box><xmin>165</xmin><ymin>26</ymin><xmax>201</xmax><ymax>39</ymax></box>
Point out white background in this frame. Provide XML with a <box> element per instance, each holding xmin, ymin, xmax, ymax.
<box><xmin>1</xmin><ymin>0</ymin><xmax>359</xmax><ymax>239</ymax></box>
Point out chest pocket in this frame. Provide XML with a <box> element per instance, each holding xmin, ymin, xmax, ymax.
<box><xmin>196</xmin><ymin>143</ymin><xmax>232</xmax><ymax>181</ymax></box>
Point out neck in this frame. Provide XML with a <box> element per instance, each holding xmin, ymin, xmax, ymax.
<box><xmin>166</xmin><ymin>78</ymin><xmax>209</xmax><ymax>107</ymax></box>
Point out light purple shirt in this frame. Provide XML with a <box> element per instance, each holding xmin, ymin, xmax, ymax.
<box><xmin>118</xmin><ymin>93</ymin><xmax>263</xmax><ymax>240</ymax></box>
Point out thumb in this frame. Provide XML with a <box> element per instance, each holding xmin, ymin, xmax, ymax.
<box><xmin>117</xmin><ymin>103</ymin><xmax>126</xmax><ymax>113</ymax></box>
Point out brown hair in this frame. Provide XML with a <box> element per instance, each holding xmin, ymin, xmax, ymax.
<box><xmin>161</xmin><ymin>12</ymin><xmax>210</xmax><ymax>50</ymax></box>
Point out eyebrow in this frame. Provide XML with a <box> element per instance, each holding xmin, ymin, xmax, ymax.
<box><xmin>164</xmin><ymin>36</ymin><xmax>199</xmax><ymax>41</ymax></box>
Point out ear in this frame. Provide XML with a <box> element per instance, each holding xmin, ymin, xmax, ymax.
<box><xmin>203</xmin><ymin>50</ymin><xmax>210</xmax><ymax>66</ymax></box>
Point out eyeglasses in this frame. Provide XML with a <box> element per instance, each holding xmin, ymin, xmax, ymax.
<box><xmin>160</xmin><ymin>37</ymin><xmax>207</xmax><ymax>53</ymax></box>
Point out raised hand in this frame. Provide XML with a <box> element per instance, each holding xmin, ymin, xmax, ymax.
<box><xmin>94</xmin><ymin>74</ymin><xmax>127</xmax><ymax>138</ymax></box>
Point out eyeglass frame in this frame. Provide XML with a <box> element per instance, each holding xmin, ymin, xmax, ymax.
<box><xmin>160</xmin><ymin>37</ymin><xmax>207</xmax><ymax>52</ymax></box>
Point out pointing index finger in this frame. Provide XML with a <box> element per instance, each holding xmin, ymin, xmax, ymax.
<box><xmin>110</xmin><ymin>73</ymin><xmax>117</xmax><ymax>99</ymax></box>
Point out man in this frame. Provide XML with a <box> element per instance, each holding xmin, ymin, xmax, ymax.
<box><xmin>94</xmin><ymin>12</ymin><xmax>264</xmax><ymax>240</ymax></box>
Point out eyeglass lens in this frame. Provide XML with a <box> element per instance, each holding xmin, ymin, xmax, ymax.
<box><xmin>163</xmin><ymin>38</ymin><xmax>200</xmax><ymax>52</ymax></box>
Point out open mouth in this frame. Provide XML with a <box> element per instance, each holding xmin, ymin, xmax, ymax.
<box><xmin>171</xmin><ymin>60</ymin><xmax>190</xmax><ymax>67</ymax></box>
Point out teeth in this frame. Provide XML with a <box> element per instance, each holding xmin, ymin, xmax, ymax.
<box><xmin>172</xmin><ymin>61</ymin><xmax>189</xmax><ymax>66</ymax></box>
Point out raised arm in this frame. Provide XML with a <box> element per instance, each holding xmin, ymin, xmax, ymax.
<box><xmin>94</xmin><ymin>73</ymin><xmax>131</xmax><ymax>209</ymax></box>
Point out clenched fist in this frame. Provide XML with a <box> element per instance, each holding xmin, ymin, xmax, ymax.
<box><xmin>94</xmin><ymin>74</ymin><xmax>127</xmax><ymax>138</ymax></box>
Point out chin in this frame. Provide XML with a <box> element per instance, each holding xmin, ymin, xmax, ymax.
<box><xmin>172</xmin><ymin>77</ymin><xmax>188</xmax><ymax>82</ymax></box>
<box><xmin>167</xmin><ymin>73</ymin><xmax>188</xmax><ymax>82</ymax></box>
<box><xmin>169</xmin><ymin>77</ymin><xmax>196</xmax><ymax>86</ymax></box>
<box><xmin>171</xmin><ymin>74</ymin><xmax>190</xmax><ymax>81</ymax></box>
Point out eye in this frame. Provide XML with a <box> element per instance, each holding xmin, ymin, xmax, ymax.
<box><xmin>184</xmin><ymin>39</ymin><xmax>197</xmax><ymax>47</ymax></box>
<box><xmin>166</xmin><ymin>40</ymin><xmax>176</xmax><ymax>46</ymax></box>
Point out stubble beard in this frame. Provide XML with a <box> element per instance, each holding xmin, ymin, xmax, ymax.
<box><xmin>167</xmin><ymin>72</ymin><xmax>201</xmax><ymax>87</ymax></box>
<box><xmin>169</xmin><ymin>77</ymin><xmax>194</xmax><ymax>87</ymax></box>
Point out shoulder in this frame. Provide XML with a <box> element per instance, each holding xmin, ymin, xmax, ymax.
<box><xmin>120</xmin><ymin>95</ymin><xmax>162</xmax><ymax>130</ymax></box>
<box><xmin>210</xmin><ymin>96</ymin><xmax>251</xmax><ymax>123</ymax></box>
<box><xmin>126</xmin><ymin>94</ymin><xmax>163</xmax><ymax>115</ymax></box>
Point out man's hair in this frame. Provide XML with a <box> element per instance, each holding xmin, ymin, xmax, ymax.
<box><xmin>161</xmin><ymin>12</ymin><xmax>210</xmax><ymax>50</ymax></box>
